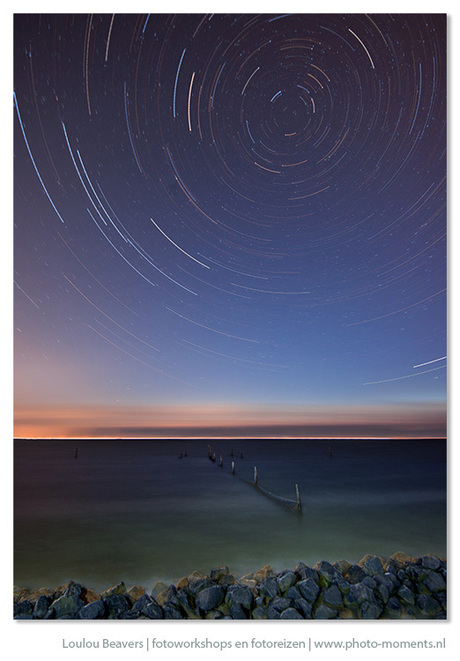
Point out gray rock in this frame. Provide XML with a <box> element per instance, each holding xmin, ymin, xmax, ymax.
<box><xmin>277</xmin><ymin>571</ymin><xmax>297</xmax><ymax>593</ymax></box>
<box><xmin>362</xmin><ymin>576</ymin><xmax>377</xmax><ymax>589</ymax></box>
<box><xmin>33</xmin><ymin>595</ymin><xmax>52</xmax><ymax>619</ymax></box>
<box><xmin>423</xmin><ymin>571</ymin><xmax>446</xmax><ymax>593</ymax></box>
<box><xmin>228</xmin><ymin>603</ymin><xmax>247</xmax><ymax>619</ymax></box>
<box><xmin>343</xmin><ymin>583</ymin><xmax>375</xmax><ymax>608</ymax></box>
<box><xmin>151</xmin><ymin>581</ymin><xmax>168</xmax><ymax>598</ymax></box>
<box><xmin>296</xmin><ymin>565</ymin><xmax>319</xmax><ymax>583</ymax></box>
<box><xmin>406</xmin><ymin>565</ymin><xmax>423</xmax><ymax>581</ymax></box>
<box><xmin>251</xmin><ymin>606</ymin><xmax>268</xmax><ymax>619</ymax></box>
<box><xmin>298</xmin><ymin>578</ymin><xmax>320</xmax><ymax>603</ymax></box>
<box><xmin>120</xmin><ymin>610</ymin><xmax>142</xmax><ymax>619</ymax></box>
<box><xmin>163</xmin><ymin>604</ymin><xmax>182</xmax><ymax>619</ymax></box>
<box><xmin>189</xmin><ymin>578</ymin><xmax>215</xmax><ymax>596</ymax></box>
<box><xmin>134</xmin><ymin>594</ymin><xmax>163</xmax><ymax>619</ymax></box>
<box><xmin>196</xmin><ymin>586</ymin><xmax>224</xmax><ymax>612</ymax></box>
<box><xmin>345</xmin><ymin>565</ymin><xmax>366</xmax><ymax>584</ymax></box>
<box><xmin>133</xmin><ymin>593</ymin><xmax>153</xmax><ymax>611</ymax></box>
<box><xmin>383</xmin><ymin>596</ymin><xmax>404</xmax><ymax>619</ymax></box>
<box><xmin>322</xmin><ymin>585</ymin><xmax>343</xmax><ymax>609</ymax></box>
<box><xmin>363</xmin><ymin>556</ymin><xmax>384</xmax><ymax>576</ymax></box>
<box><xmin>416</xmin><ymin>594</ymin><xmax>441</xmax><ymax>618</ymax></box>
<box><xmin>375</xmin><ymin>572</ymin><xmax>399</xmax><ymax>592</ymax></box>
<box><xmin>77</xmin><ymin>600</ymin><xmax>106</xmax><ymax>619</ymax></box>
<box><xmin>258</xmin><ymin>577</ymin><xmax>279</xmax><ymax>600</ymax></box>
<box><xmin>51</xmin><ymin>594</ymin><xmax>85</xmax><ymax>618</ymax></box>
<box><xmin>376</xmin><ymin>582</ymin><xmax>391</xmax><ymax>602</ymax></box>
<box><xmin>64</xmin><ymin>581</ymin><xmax>84</xmax><ymax>598</ymax></box>
<box><xmin>104</xmin><ymin>594</ymin><xmax>130</xmax><ymax>619</ymax></box>
<box><xmin>314</xmin><ymin>604</ymin><xmax>337</xmax><ymax>619</ymax></box>
<box><xmin>421</xmin><ymin>555</ymin><xmax>442</xmax><ymax>571</ymax></box>
<box><xmin>285</xmin><ymin>586</ymin><xmax>302</xmax><ymax>601</ymax></box>
<box><xmin>360</xmin><ymin>601</ymin><xmax>382</xmax><ymax>619</ymax></box>
<box><xmin>315</xmin><ymin>560</ymin><xmax>341</xmax><ymax>586</ymax></box>
<box><xmin>226</xmin><ymin>585</ymin><xmax>253</xmax><ymax>610</ymax></box>
<box><xmin>267</xmin><ymin>596</ymin><xmax>292</xmax><ymax>618</ymax></box>
<box><xmin>294</xmin><ymin>597</ymin><xmax>312</xmax><ymax>619</ymax></box>
<box><xmin>398</xmin><ymin>585</ymin><xmax>415</xmax><ymax>605</ymax></box>
<box><xmin>280</xmin><ymin>607</ymin><xmax>303</xmax><ymax>619</ymax></box>
<box><xmin>210</xmin><ymin>566</ymin><xmax>230</xmax><ymax>582</ymax></box>
<box><xmin>14</xmin><ymin>600</ymin><xmax>34</xmax><ymax>617</ymax></box>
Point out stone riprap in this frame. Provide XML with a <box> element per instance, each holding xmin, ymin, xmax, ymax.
<box><xmin>14</xmin><ymin>552</ymin><xmax>446</xmax><ymax>620</ymax></box>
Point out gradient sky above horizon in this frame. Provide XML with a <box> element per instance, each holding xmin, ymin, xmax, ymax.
<box><xmin>13</xmin><ymin>14</ymin><xmax>447</xmax><ymax>438</ymax></box>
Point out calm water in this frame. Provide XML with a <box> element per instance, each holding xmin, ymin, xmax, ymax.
<box><xmin>14</xmin><ymin>439</ymin><xmax>446</xmax><ymax>592</ymax></box>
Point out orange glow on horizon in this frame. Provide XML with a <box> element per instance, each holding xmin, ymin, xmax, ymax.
<box><xmin>14</xmin><ymin>401</ymin><xmax>447</xmax><ymax>439</ymax></box>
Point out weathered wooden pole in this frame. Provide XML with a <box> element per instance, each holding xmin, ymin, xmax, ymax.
<box><xmin>231</xmin><ymin>461</ymin><xmax>235</xmax><ymax>475</ymax></box>
<box><xmin>295</xmin><ymin>484</ymin><xmax>302</xmax><ymax>512</ymax></box>
<box><xmin>254</xmin><ymin>465</ymin><xmax>258</xmax><ymax>486</ymax></box>
<box><xmin>219</xmin><ymin>454</ymin><xmax>223</xmax><ymax>468</ymax></box>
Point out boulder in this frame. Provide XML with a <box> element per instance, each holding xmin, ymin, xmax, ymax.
<box><xmin>363</xmin><ymin>556</ymin><xmax>384</xmax><ymax>576</ymax></box>
<box><xmin>33</xmin><ymin>595</ymin><xmax>52</xmax><ymax>619</ymax></box>
<box><xmin>314</xmin><ymin>604</ymin><xmax>337</xmax><ymax>619</ymax></box>
<box><xmin>421</xmin><ymin>555</ymin><xmax>442</xmax><ymax>571</ymax></box>
<box><xmin>321</xmin><ymin>585</ymin><xmax>343</xmax><ymax>610</ymax></box>
<box><xmin>163</xmin><ymin>604</ymin><xmax>183</xmax><ymax>619</ymax></box>
<box><xmin>195</xmin><ymin>586</ymin><xmax>224</xmax><ymax>612</ymax></box>
<box><xmin>101</xmin><ymin>582</ymin><xmax>126</xmax><ymax>598</ymax></box>
<box><xmin>343</xmin><ymin>583</ymin><xmax>375</xmax><ymax>609</ymax></box>
<box><xmin>210</xmin><ymin>566</ymin><xmax>229</xmax><ymax>582</ymax></box>
<box><xmin>258</xmin><ymin>577</ymin><xmax>279</xmax><ymax>601</ymax></box>
<box><xmin>155</xmin><ymin>585</ymin><xmax>179</xmax><ymax>607</ymax></box>
<box><xmin>267</xmin><ymin>596</ymin><xmax>292</xmax><ymax>618</ymax></box>
<box><xmin>423</xmin><ymin>571</ymin><xmax>446</xmax><ymax>593</ymax></box>
<box><xmin>360</xmin><ymin>601</ymin><xmax>382</xmax><ymax>619</ymax></box>
<box><xmin>285</xmin><ymin>585</ymin><xmax>302</xmax><ymax>601</ymax></box>
<box><xmin>77</xmin><ymin>600</ymin><xmax>106</xmax><ymax>619</ymax></box>
<box><xmin>104</xmin><ymin>593</ymin><xmax>131</xmax><ymax>619</ymax></box>
<box><xmin>228</xmin><ymin>603</ymin><xmax>248</xmax><ymax>619</ymax></box>
<box><xmin>416</xmin><ymin>594</ymin><xmax>442</xmax><ymax>618</ymax></box>
<box><xmin>280</xmin><ymin>607</ymin><xmax>303</xmax><ymax>619</ymax></box>
<box><xmin>344</xmin><ymin>564</ymin><xmax>366</xmax><ymax>584</ymax></box>
<box><xmin>252</xmin><ymin>565</ymin><xmax>274</xmax><ymax>582</ymax></box>
<box><xmin>296</xmin><ymin>565</ymin><xmax>319</xmax><ymax>583</ymax></box>
<box><xmin>251</xmin><ymin>606</ymin><xmax>268</xmax><ymax>619</ymax></box>
<box><xmin>128</xmin><ymin>585</ymin><xmax>145</xmax><ymax>602</ymax></box>
<box><xmin>225</xmin><ymin>585</ymin><xmax>253</xmax><ymax>611</ymax></box>
<box><xmin>297</xmin><ymin>578</ymin><xmax>320</xmax><ymax>603</ymax></box>
<box><xmin>133</xmin><ymin>594</ymin><xmax>163</xmax><ymax>619</ymax></box>
<box><xmin>294</xmin><ymin>597</ymin><xmax>312</xmax><ymax>619</ymax></box>
<box><xmin>277</xmin><ymin>571</ymin><xmax>297</xmax><ymax>593</ymax></box>
<box><xmin>14</xmin><ymin>599</ymin><xmax>34</xmax><ymax>618</ymax></box>
<box><xmin>314</xmin><ymin>560</ymin><xmax>341</xmax><ymax>587</ymax></box>
<box><xmin>383</xmin><ymin>596</ymin><xmax>404</xmax><ymax>619</ymax></box>
<box><xmin>151</xmin><ymin>581</ymin><xmax>169</xmax><ymax>598</ymax></box>
<box><xmin>333</xmin><ymin>559</ymin><xmax>352</xmax><ymax>575</ymax></box>
<box><xmin>50</xmin><ymin>593</ymin><xmax>85</xmax><ymax>618</ymax></box>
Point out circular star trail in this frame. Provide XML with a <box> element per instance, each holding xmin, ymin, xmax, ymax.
<box><xmin>14</xmin><ymin>14</ymin><xmax>446</xmax><ymax>435</ymax></box>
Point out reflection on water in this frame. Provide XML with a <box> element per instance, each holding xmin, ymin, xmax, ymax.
<box><xmin>14</xmin><ymin>439</ymin><xmax>446</xmax><ymax>591</ymax></box>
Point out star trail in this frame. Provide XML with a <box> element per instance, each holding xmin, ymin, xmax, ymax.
<box><xmin>13</xmin><ymin>14</ymin><xmax>446</xmax><ymax>438</ymax></box>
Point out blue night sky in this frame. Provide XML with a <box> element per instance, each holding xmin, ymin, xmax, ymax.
<box><xmin>13</xmin><ymin>13</ymin><xmax>446</xmax><ymax>438</ymax></box>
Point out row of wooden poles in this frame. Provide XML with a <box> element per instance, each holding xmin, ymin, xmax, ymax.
<box><xmin>207</xmin><ymin>445</ymin><xmax>302</xmax><ymax>513</ymax></box>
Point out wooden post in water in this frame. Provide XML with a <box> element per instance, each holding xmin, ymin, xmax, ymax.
<box><xmin>254</xmin><ymin>465</ymin><xmax>258</xmax><ymax>486</ymax></box>
<box><xmin>231</xmin><ymin>461</ymin><xmax>235</xmax><ymax>475</ymax></box>
<box><xmin>295</xmin><ymin>484</ymin><xmax>302</xmax><ymax>512</ymax></box>
<box><xmin>219</xmin><ymin>454</ymin><xmax>223</xmax><ymax>468</ymax></box>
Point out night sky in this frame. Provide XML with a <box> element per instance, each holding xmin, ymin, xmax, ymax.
<box><xmin>13</xmin><ymin>14</ymin><xmax>447</xmax><ymax>438</ymax></box>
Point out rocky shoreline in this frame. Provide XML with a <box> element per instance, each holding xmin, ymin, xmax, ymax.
<box><xmin>14</xmin><ymin>552</ymin><xmax>446</xmax><ymax>620</ymax></box>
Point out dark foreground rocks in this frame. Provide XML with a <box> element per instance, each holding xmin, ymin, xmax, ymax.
<box><xmin>14</xmin><ymin>552</ymin><xmax>446</xmax><ymax>620</ymax></box>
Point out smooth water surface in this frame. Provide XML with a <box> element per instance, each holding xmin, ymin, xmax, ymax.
<box><xmin>14</xmin><ymin>439</ymin><xmax>446</xmax><ymax>591</ymax></box>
